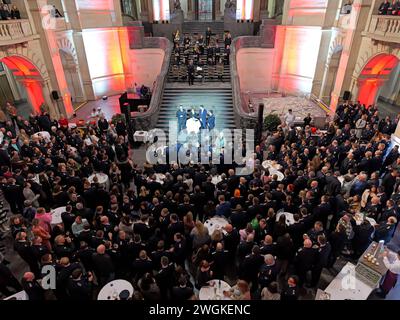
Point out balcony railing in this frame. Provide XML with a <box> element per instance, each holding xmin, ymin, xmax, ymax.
<box><xmin>366</xmin><ymin>15</ymin><xmax>400</xmax><ymax>43</ymax></box>
<box><xmin>0</xmin><ymin>19</ymin><xmax>33</xmax><ymax>44</ymax></box>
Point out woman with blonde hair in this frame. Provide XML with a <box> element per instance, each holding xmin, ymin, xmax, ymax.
<box><xmin>190</xmin><ymin>220</ymin><xmax>210</xmax><ymax>249</ymax></box>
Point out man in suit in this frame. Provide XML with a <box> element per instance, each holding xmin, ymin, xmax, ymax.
<box><xmin>207</xmin><ymin>110</ymin><xmax>215</xmax><ymax>130</ymax></box>
<box><xmin>176</xmin><ymin>105</ymin><xmax>187</xmax><ymax>132</ymax></box>
<box><xmin>205</xmin><ymin>27</ymin><xmax>212</xmax><ymax>46</ymax></box>
<box><xmin>187</xmin><ymin>60</ymin><xmax>195</xmax><ymax>86</ymax></box>
<box><xmin>311</xmin><ymin>235</ymin><xmax>331</xmax><ymax>287</ymax></box>
<box><xmin>198</xmin><ymin>106</ymin><xmax>208</xmax><ymax>129</ymax></box>
<box><xmin>294</xmin><ymin>239</ymin><xmax>317</xmax><ymax>286</ymax></box>
<box><xmin>171</xmin><ymin>275</ymin><xmax>194</xmax><ymax>300</ymax></box>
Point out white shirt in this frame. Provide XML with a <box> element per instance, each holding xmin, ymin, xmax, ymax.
<box><xmin>284</xmin><ymin>112</ymin><xmax>295</xmax><ymax>126</ymax></box>
<box><xmin>383</xmin><ymin>252</ymin><xmax>400</xmax><ymax>274</ymax></box>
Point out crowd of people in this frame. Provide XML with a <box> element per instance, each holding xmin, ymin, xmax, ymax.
<box><xmin>378</xmin><ymin>0</ymin><xmax>400</xmax><ymax>15</ymax></box>
<box><xmin>0</xmin><ymin>98</ymin><xmax>399</xmax><ymax>300</ymax></box>
<box><xmin>0</xmin><ymin>2</ymin><xmax>20</xmax><ymax>20</ymax></box>
<box><xmin>171</xmin><ymin>27</ymin><xmax>232</xmax><ymax>84</ymax></box>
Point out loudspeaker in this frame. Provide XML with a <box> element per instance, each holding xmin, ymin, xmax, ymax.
<box><xmin>257</xmin><ymin>103</ymin><xmax>265</xmax><ymax>144</ymax></box>
<box><xmin>51</xmin><ymin>90</ymin><xmax>59</xmax><ymax>100</ymax></box>
<box><xmin>343</xmin><ymin>90</ymin><xmax>351</xmax><ymax>101</ymax></box>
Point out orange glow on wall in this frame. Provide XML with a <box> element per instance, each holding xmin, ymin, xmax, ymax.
<box><xmin>1</xmin><ymin>56</ymin><xmax>44</xmax><ymax>113</ymax></box>
<box><xmin>358</xmin><ymin>54</ymin><xmax>399</xmax><ymax>106</ymax></box>
<box><xmin>236</xmin><ymin>0</ymin><xmax>254</xmax><ymax>20</ymax></box>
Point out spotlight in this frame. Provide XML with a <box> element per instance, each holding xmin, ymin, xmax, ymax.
<box><xmin>237</xmin><ymin>19</ymin><xmax>240</xmax><ymax>23</ymax></box>
<box><xmin>102</xmin><ymin>96</ymin><xmax>108</xmax><ymax>100</ymax></box>
<box><xmin>241</xmin><ymin>19</ymin><xmax>244</xmax><ymax>23</ymax></box>
<box><xmin>247</xmin><ymin>19</ymin><xmax>250</xmax><ymax>23</ymax></box>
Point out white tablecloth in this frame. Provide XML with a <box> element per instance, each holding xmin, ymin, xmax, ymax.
<box><xmin>276</xmin><ymin>211</ymin><xmax>295</xmax><ymax>226</ymax></box>
<box><xmin>211</xmin><ymin>175</ymin><xmax>222</xmax><ymax>185</ymax></box>
<box><xmin>3</xmin><ymin>290</ymin><xmax>28</xmax><ymax>300</ymax></box>
<box><xmin>97</xmin><ymin>279</ymin><xmax>134</xmax><ymax>300</ymax></box>
<box><xmin>31</xmin><ymin>131</ymin><xmax>51</xmax><ymax>143</ymax></box>
<box><xmin>51</xmin><ymin>206</ymin><xmax>66</xmax><ymax>225</ymax></box>
<box><xmin>204</xmin><ymin>216</ymin><xmax>228</xmax><ymax>236</ymax></box>
<box><xmin>269</xmin><ymin>168</ymin><xmax>284</xmax><ymax>181</ymax></box>
<box><xmin>134</xmin><ymin>131</ymin><xmax>148</xmax><ymax>142</ymax></box>
<box><xmin>199</xmin><ymin>280</ymin><xmax>231</xmax><ymax>300</ymax></box>
<box><xmin>262</xmin><ymin>160</ymin><xmax>282</xmax><ymax>170</ymax></box>
<box><xmin>324</xmin><ymin>262</ymin><xmax>375</xmax><ymax>300</ymax></box>
<box><xmin>88</xmin><ymin>173</ymin><xmax>110</xmax><ymax>191</ymax></box>
<box><xmin>155</xmin><ymin>173</ymin><xmax>166</xmax><ymax>185</ymax></box>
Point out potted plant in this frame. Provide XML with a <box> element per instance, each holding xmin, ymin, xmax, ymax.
<box><xmin>111</xmin><ymin>113</ymin><xmax>126</xmax><ymax>126</ymax></box>
<box><xmin>264</xmin><ymin>113</ymin><xmax>281</xmax><ymax>131</ymax></box>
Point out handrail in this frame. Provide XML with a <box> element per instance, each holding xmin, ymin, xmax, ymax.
<box><xmin>131</xmin><ymin>37</ymin><xmax>173</xmax><ymax>131</ymax></box>
<box><xmin>230</xmin><ymin>36</ymin><xmax>261</xmax><ymax>128</ymax></box>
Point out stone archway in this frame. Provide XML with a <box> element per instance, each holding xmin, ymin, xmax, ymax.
<box><xmin>59</xmin><ymin>50</ymin><xmax>85</xmax><ymax>104</ymax></box>
<box><xmin>356</xmin><ymin>53</ymin><xmax>399</xmax><ymax>106</ymax></box>
<box><xmin>1</xmin><ymin>55</ymin><xmax>47</xmax><ymax>114</ymax></box>
<box><xmin>57</xmin><ymin>36</ymin><xmax>86</xmax><ymax>104</ymax></box>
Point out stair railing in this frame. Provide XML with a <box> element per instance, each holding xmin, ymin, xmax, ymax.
<box><xmin>131</xmin><ymin>37</ymin><xmax>173</xmax><ymax>131</ymax></box>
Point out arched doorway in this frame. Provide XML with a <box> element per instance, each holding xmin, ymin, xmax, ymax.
<box><xmin>0</xmin><ymin>55</ymin><xmax>46</xmax><ymax>114</ymax></box>
<box><xmin>59</xmin><ymin>50</ymin><xmax>85</xmax><ymax>104</ymax></box>
<box><xmin>357</xmin><ymin>53</ymin><xmax>399</xmax><ymax>106</ymax></box>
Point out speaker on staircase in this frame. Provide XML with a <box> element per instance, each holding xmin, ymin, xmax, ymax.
<box><xmin>256</xmin><ymin>103</ymin><xmax>264</xmax><ymax>145</ymax></box>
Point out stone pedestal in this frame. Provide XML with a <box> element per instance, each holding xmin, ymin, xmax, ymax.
<box><xmin>171</xmin><ymin>9</ymin><xmax>184</xmax><ymax>23</ymax></box>
<box><xmin>224</xmin><ymin>8</ymin><xmax>236</xmax><ymax>22</ymax></box>
<box><xmin>260</xmin><ymin>10</ymin><xmax>269</xmax><ymax>19</ymax></box>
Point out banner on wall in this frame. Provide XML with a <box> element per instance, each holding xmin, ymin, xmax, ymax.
<box><xmin>153</xmin><ymin>0</ymin><xmax>170</xmax><ymax>21</ymax></box>
<box><xmin>236</xmin><ymin>0</ymin><xmax>253</xmax><ymax>20</ymax></box>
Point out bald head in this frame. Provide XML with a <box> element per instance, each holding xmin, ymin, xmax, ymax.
<box><xmin>23</xmin><ymin>272</ymin><xmax>35</xmax><ymax>282</ymax></box>
<box><xmin>304</xmin><ymin>239</ymin><xmax>312</xmax><ymax>248</ymax></box>
<box><xmin>97</xmin><ymin>244</ymin><xmax>106</xmax><ymax>254</ymax></box>
<box><xmin>224</xmin><ymin>224</ymin><xmax>233</xmax><ymax>232</ymax></box>
<box><xmin>264</xmin><ymin>235</ymin><xmax>273</xmax><ymax>245</ymax></box>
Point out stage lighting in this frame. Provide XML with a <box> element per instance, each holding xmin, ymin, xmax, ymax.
<box><xmin>102</xmin><ymin>96</ymin><xmax>108</xmax><ymax>100</ymax></box>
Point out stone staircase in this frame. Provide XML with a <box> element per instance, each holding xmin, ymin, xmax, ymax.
<box><xmin>155</xmin><ymin>85</ymin><xmax>236</xmax><ymax>136</ymax></box>
<box><xmin>182</xmin><ymin>21</ymin><xmax>225</xmax><ymax>38</ymax></box>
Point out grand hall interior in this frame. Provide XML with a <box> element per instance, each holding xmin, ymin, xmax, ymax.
<box><xmin>0</xmin><ymin>0</ymin><xmax>399</xmax><ymax>302</ymax></box>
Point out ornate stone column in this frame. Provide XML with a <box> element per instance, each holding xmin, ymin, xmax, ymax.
<box><xmin>140</xmin><ymin>0</ymin><xmax>150</xmax><ymax>22</ymax></box>
<box><xmin>187</xmin><ymin>0</ymin><xmax>195</xmax><ymax>20</ymax></box>
<box><xmin>260</xmin><ymin>0</ymin><xmax>269</xmax><ymax>19</ymax></box>
<box><xmin>215</xmin><ymin>0</ymin><xmax>221</xmax><ymax>20</ymax></box>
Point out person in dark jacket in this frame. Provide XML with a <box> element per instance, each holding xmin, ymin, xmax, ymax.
<box><xmin>67</xmin><ymin>268</ymin><xmax>93</xmax><ymax>300</ymax></box>
<box><xmin>294</xmin><ymin>239</ymin><xmax>317</xmax><ymax>286</ymax></box>
<box><xmin>21</xmin><ymin>272</ymin><xmax>45</xmax><ymax>300</ymax></box>
<box><xmin>258</xmin><ymin>254</ymin><xmax>280</xmax><ymax>290</ymax></box>
<box><xmin>311</xmin><ymin>235</ymin><xmax>331</xmax><ymax>287</ymax></box>
<box><xmin>171</xmin><ymin>275</ymin><xmax>194</xmax><ymax>301</ymax></box>
<box><xmin>155</xmin><ymin>256</ymin><xmax>175</xmax><ymax>299</ymax></box>
<box><xmin>92</xmin><ymin>244</ymin><xmax>115</xmax><ymax>287</ymax></box>
<box><xmin>281</xmin><ymin>276</ymin><xmax>299</xmax><ymax>301</ymax></box>
<box><xmin>0</xmin><ymin>261</ymin><xmax>22</xmax><ymax>296</ymax></box>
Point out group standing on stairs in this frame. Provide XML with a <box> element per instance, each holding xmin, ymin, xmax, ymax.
<box><xmin>171</xmin><ymin>26</ymin><xmax>232</xmax><ymax>84</ymax></box>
